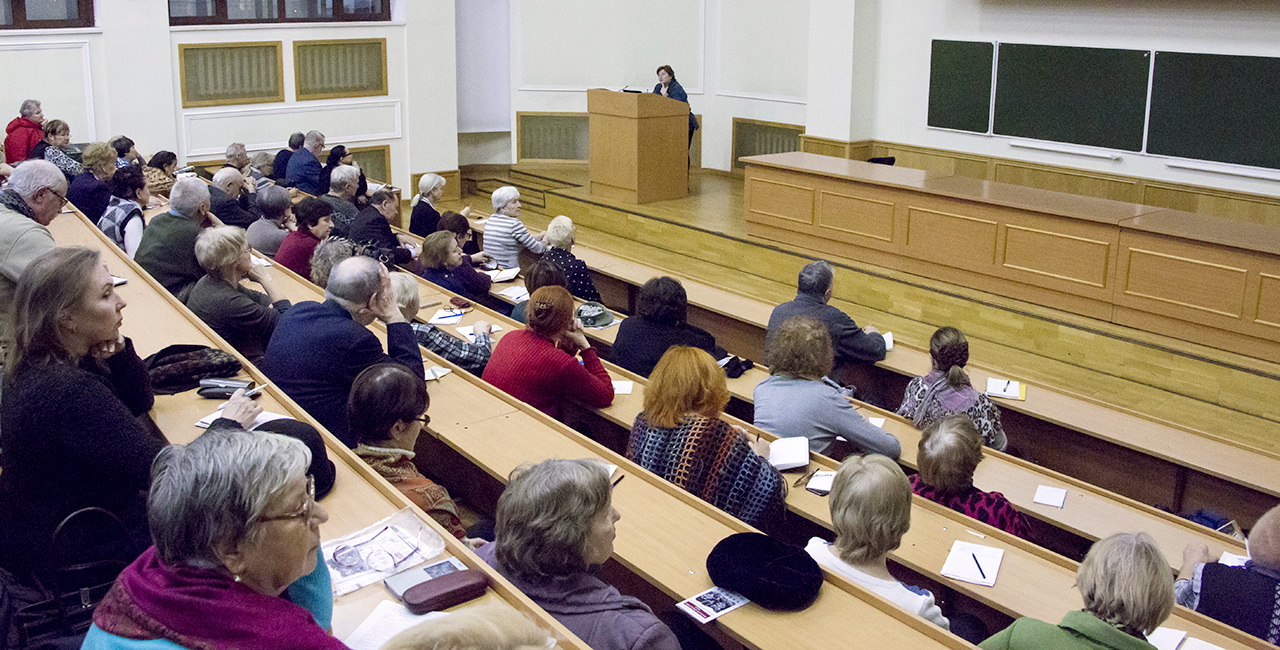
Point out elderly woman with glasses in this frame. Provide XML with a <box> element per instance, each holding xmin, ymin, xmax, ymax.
<box><xmin>83</xmin><ymin>428</ymin><xmax>343</xmax><ymax>649</ymax></box>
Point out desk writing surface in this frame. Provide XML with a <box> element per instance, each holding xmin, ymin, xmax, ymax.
<box><xmin>919</xmin><ymin>175</ymin><xmax>1162</xmax><ymax>225</ymax></box>
<box><xmin>1122</xmin><ymin>209</ymin><xmax>1280</xmax><ymax>257</ymax></box>
<box><xmin>740</xmin><ymin>152</ymin><xmax>947</xmax><ymax>191</ymax></box>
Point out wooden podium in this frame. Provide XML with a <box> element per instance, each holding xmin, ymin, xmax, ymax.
<box><xmin>587</xmin><ymin>88</ymin><xmax>689</xmax><ymax>204</ymax></box>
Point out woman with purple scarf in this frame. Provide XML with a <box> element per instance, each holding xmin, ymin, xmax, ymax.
<box><xmin>896</xmin><ymin>326</ymin><xmax>1007</xmax><ymax>451</ymax></box>
<box><xmin>83</xmin><ymin>429</ymin><xmax>345</xmax><ymax>649</ymax></box>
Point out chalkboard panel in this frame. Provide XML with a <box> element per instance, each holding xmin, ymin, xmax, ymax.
<box><xmin>993</xmin><ymin>44</ymin><xmax>1150</xmax><ymax>151</ymax></box>
<box><xmin>1148</xmin><ymin>52</ymin><xmax>1280</xmax><ymax>170</ymax></box>
<box><xmin>928</xmin><ymin>40</ymin><xmax>994</xmax><ymax>133</ymax></box>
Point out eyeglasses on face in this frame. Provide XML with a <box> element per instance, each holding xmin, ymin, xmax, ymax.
<box><xmin>255</xmin><ymin>475</ymin><xmax>316</xmax><ymax>523</ymax></box>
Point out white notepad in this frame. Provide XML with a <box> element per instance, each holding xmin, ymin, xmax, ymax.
<box><xmin>1033</xmin><ymin>485</ymin><xmax>1068</xmax><ymax>508</ymax></box>
<box><xmin>806</xmin><ymin>471</ymin><xmax>837</xmax><ymax>494</ymax></box>
<box><xmin>428</xmin><ymin>309</ymin><xmax>465</xmax><ymax>325</ymax></box>
<box><xmin>498</xmin><ymin>285</ymin><xmax>529</xmax><ymax>301</ymax></box>
<box><xmin>612</xmin><ymin>380</ymin><xmax>634</xmax><ymax>395</ymax></box>
<box><xmin>344</xmin><ymin>601</ymin><xmax>451</xmax><ymax>650</ymax></box>
<box><xmin>455</xmin><ymin>324</ymin><xmax>501</xmax><ymax>343</ymax></box>
<box><xmin>940</xmin><ymin>541</ymin><xmax>1004</xmax><ymax>587</ymax></box>
<box><xmin>1146</xmin><ymin>627</ymin><xmax>1187</xmax><ymax>650</ymax></box>
<box><xmin>196</xmin><ymin>410</ymin><xmax>290</xmax><ymax>430</ymax></box>
<box><xmin>1219</xmin><ymin>551</ymin><xmax>1249</xmax><ymax>567</ymax></box>
<box><xmin>868</xmin><ymin>417</ymin><xmax>886</xmax><ymax>428</ymax></box>
<box><xmin>985</xmin><ymin>377</ymin><xmax>1023</xmax><ymax>399</ymax></box>
<box><xmin>768</xmin><ymin>436</ymin><xmax>810</xmax><ymax>471</ymax></box>
<box><xmin>882</xmin><ymin>331</ymin><xmax>894</xmax><ymax>350</ymax></box>
<box><xmin>424</xmin><ymin>366</ymin><xmax>452</xmax><ymax>381</ymax></box>
<box><xmin>484</xmin><ymin>267</ymin><xmax>520</xmax><ymax>282</ymax></box>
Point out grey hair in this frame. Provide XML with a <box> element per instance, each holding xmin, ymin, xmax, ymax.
<box><xmin>148</xmin><ymin>427</ymin><xmax>311</xmax><ymax>569</ymax></box>
<box><xmin>257</xmin><ymin>185</ymin><xmax>292</xmax><ymax>222</ymax></box>
<box><xmin>309</xmin><ymin>237</ymin><xmax>358</xmax><ymax>287</ymax></box>
<box><xmin>19</xmin><ymin>99</ymin><xmax>41</xmax><ymax>118</ymax></box>
<box><xmin>544</xmin><ymin>215</ymin><xmax>575</xmax><ymax>249</ymax></box>
<box><xmin>797</xmin><ymin>260</ymin><xmax>834</xmax><ymax>297</ymax></box>
<box><xmin>325</xmin><ymin>255</ymin><xmax>383</xmax><ymax>308</ymax></box>
<box><xmin>381</xmin><ymin>602</ymin><xmax>551</xmax><ymax>650</ymax></box>
<box><xmin>250</xmin><ymin>151</ymin><xmax>273</xmax><ymax>168</ymax></box>
<box><xmin>494</xmin><ymin>458</ymin><xmax>611</xmax><ymax>579</ymax></box>
<box><xmin>491</xmin><ymin>186</ymin><xmax>520</xmax><ymax>213</ymax></box>
<box><xmin>288</xmin><ymin>132</ymin><xmax>305</xmax><ymax>149</ymax></box>
<box><xmin>211</xmin><ymin>167</ymin><xmax>243</xmax><ymax>192</ymax></box>
<box><xmin>411</xmin><ymin>173</ymin><xmax>445</xmax><ymax>208</ymax></box>
<box><xmin>329</xmin><ymin>165</ymin><xmax>360</xmax><ymax>193</ymax></box>
<box><xmin>225</xmin><ymin>142</ymin><xmax>247</xmax><ymax>159</ymax></box>
<box><xmin>390</xmin><ymin>271</ymin><xmax>421</xmax><ymax>321</ymax></box>
<box><xmin>1077</xmin><ymin>532</ymin><xmax>1174</xmax><ymax>635</ymax></box>
<box><xmin>7</xmin><ymin>160</ymin><xmax>66</xmax><ymax>199</ymax></box>
<box><xmin>194</xmin><ymin>225</ymin><xmax>246</xmax><ymax>274</ymax></box>
<box><xmin>829</xmin><ymin>454</ymin><xmax>912</xmax><ymax>564</ymax></box>
<box><xmin>303</xmin><ymin>130</ymin><xmax>325</xmax><ymax>149</ymax></box>
<box><xmin>169</xmin><ymin>177</ymin><xmax>211</xmax><ymax>218</ymax></box>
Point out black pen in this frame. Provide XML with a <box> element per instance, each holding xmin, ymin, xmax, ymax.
<box><xmin>972</xmin><ymin>553</ymin><xmax>986</xmax><ymax>579</ymax></box>
<box><xmin>611</xmin><ymin>473</ymin><xmax>625</xmax><ymax>488</ymax></box>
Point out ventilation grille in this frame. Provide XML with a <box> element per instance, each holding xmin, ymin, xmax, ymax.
<box><xmin>180</xmin><ymin>42</ymin><xmax>284</xmax><ymax>108</ymax></box>
<box><xmin>518</xmin><ymin>114</ymin><xmax>589</xmax><ymax>162</ymax></box>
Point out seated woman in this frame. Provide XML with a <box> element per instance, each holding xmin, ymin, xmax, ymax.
<box><xmin>319</xmin><ymin>145</ymin><xmax>367</xmax><ymax>205</ymax></box>
<box><xmin>980</xmin><ymin>532</ymin><xmax>1173</xmax><ymax>649</ymax></box>
<box><xmin>27</xmin><ymin>119</ymin><xmax>81</xmax><ymax>181</ymax></box>
<box><xmin>896</xmin><ymin>326</ymin><xmax>1007</xmax><ymax>450</ymax></box>
<box><xmin>509</xmin><ymin>257</ymin><xmax>566</xmax><ymax>324</ymax></box>
<box><xmin>409</xmin><ymin>173</ymin><xmax>471</xmax><ymax>237</ymax></box>
<box><xmin>391</xmin><ymin>272</ymin><xmax>493</xmax><ymax>375</ymax></box>
<box><xmin>248</xmin><ymin>151</ymin><xmax>274</xmax><ymax>184</ymax></box>
<box><xmin>911</xmin><ymin>415</ymin><xmax>1033</xmax><ymax>541</ymax></box>
<box><xmin>84</xmin><ymin>428</ymin><xmax>344</xmax><ymax>649</ymax></box>
<box><xmin>275</xmin><ymin>198</ymin><xmax>334</xmax><ymax>280</ymax></box>
<box><xmin>807</xmin><ymin>454</ymin><xmax>949</xmax><ymax>629</ymax></box>
<box><xmin>417</xmin><ymin>230</ymin><xmax>490</xmax><ymax>301</ymax></box>
<box><xmin>610</xmin><ymin>276</ymin><xmax>724</xmax><ymax>377</ymax></box>
<box><xmin>437</xmin><ymin>210</ymin><xmax>492</xmax><ymax>268</ymax></box>
<box><xmin>754</xmin><ymin>316</ymin><xmax>900</xmax><ymax>458</ymax></box>
<box><xmin>143</xmin><ymin>151</ymin><xmax>178</xmax><ymax>198</ymax></box>
<box><xmin>348</xmin><ymin>363</ymin><xmax>472</xmax><ymax>541</ymax></box>
<box><xmin>97</xmin><ymin>164</ymin><xmax>150</xmax><ymax>258</ymax></box>
<box><xmin>68</xmin><ymin>142</ymin><xmax>118</xmax><ymax>221</ymax></box>
<box><xmin>1176</xmin><ymin>504</ymin><xmax>1280</xmax><ymax>643</ymax></box>
<box><xmin>483</xmin><ymin>286</ymin><xmax>614</xmax><ymax>419</ymax></box>
<box><xmin>485</xmin><ymin>186</ymin><xmax>547</xmax><ymax>269</ymax></box>
<box><xmin>245</xmin><ymin>185</ymin><xmax>294</xmax><ymax>258</ymax></box>
<box><xmin>186</xmin><ymin>226</ymin><xmax>292</xmax><ymax>362</ymax></box>
<box><xmin>309</xmin><ymin>237</ymin><xmax>357</xmax><ymax>288</ymax></box>
<box><xmin>542</xmin><ymin>215</ymin><xmax>600</xmax><ymax>302</ymax></box>
<box><xmin>627</xmin><ymin>347</ymin><xmax>784</xmax><ymax>528</ymax></box>
<box><xmin>476</xmin><ymin>459</ymin><xmax>680</xmax><ymax>650</ymax></box>
<box><xmin>348</xmin><ymin>189</ymin><xmax>415</xmax><ymax>265</ymax></box>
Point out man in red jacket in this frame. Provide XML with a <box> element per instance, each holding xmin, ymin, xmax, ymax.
<box><xmin>4</xmin><ymin>99</ymin><xmax>45</xmax><ymax>164</ymax></box>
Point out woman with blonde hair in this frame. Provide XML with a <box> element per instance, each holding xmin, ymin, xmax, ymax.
<box><xmin>68</xmin><ymin>141</ymin><xmax>118</xmax><ymax>220</ymax></box>
<box><xmin>382</xmin><ymin>603</ymin><xmax>552</xmax><ymax>650</ymax></box>
<box><xmin>185</xmin><ymin>225</ymin><xmax>291</xmax><ymax>361</ymax></box>
<box><xmin>897</xmin><ymin>326</ymin><xmax>1007</xmax><ymax>450</ymax></box>
<box><xmin>627</xmin><ymin>346</ymin><xmax>784</xmax><ymax>528</ymax></box>
<box><xmin>409</xmin><ymin>172</ymin><xmax>470</xmax><ymax>236</ymax></box>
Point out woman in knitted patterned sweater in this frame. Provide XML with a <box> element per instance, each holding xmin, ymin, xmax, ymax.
<box><xmin>626</xmin><ymin>346</ymin><xmax>785</xmax><ymax>529</ymax></box>
<box><xmin>897</xmin><ymin>326</ymin><xmax>1007</xmax><ymax>451</ymax></box>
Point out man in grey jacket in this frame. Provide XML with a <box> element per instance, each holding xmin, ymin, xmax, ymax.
<box><xmin>0</xmin><ymin>160</ymin><xmax>64</xmax><ymax>356</ymax></box>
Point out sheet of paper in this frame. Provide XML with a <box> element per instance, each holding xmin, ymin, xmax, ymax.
<box><xmin>1219</xmin><ymin>551</ymin><xmax>1249</xmax><ymax>567</ymax></box>
<box><xmin>250</xmin><ymin>255</ymin><xmax>272</xmax><ymax>267</ymax></box>
<box><xmin>323</xmin><ymin>509</ymin><xmax>445</xmax><ymax>596</ymax></box>
<box><xmin>455</xmin><ymin>324</ymin><xmax>502</xmax><ymax>343</ymax></box>
<box><xmin>484</xmin><ymin>267</ymin><xmax>520</xmax><ymax>282</ymax></box>
<box><xmin>428</xmin><ymin>309</ymin><xmax>465</xmax><ymax>325</ymax></box>
<box><xmin>940</xmin><ymin>540</ymin><xmax>1004</xmax><ymax>587</ymax></box>
<box><xmin>111</xmin><ymin>275</ymin><xmax>128</xmax><ymax>286</ymax></box>
<box><xmin>676</xmin><ymin>586</ymin><xmax>750</xmax><ymax>623</ymax></box>
<box><xmin>806</xmin><ymin>470</ymin><xmax>837</xmax><ymax>494</ymax></box>
<box><xmin>985</xmin><ymin>377</ymin><xmax>1023</xmax><ymax>399</ymax></box>
<box><xmin>586</xmin><ymin>319</ymin><xmax>620</xmax><ymax>331</ymax></box>
<box><xmin>497</xmin><ymin>285</ymin><xmax>529</xmax><ymax>301</ymax></box>
<box><xmin>882</xmin><ymin>331</ymin><xmax>894</xmax><ymax>350</ymax></box>
<box><xmin>1033</xmin><ymin>485</ymin><xmax>1068</xmax><ymax>508</ymax></box>
<box><xmin>868</xmin><ymin>417</ymin><xmax>886</xmax><ymax>428</ymax></box>
<box><xmin>424</xmin><ymin>366</ymin><xmax>452</xmax><ymax>381</ymax></box>
<box><xmin>343</xmin><ymin>600</ymin><xmax>451</xmax><ymax>650</ymax></box>
<box><xmin>196</xmin><ymin>410</ymin><xmax>290</xmax><ymax>430</ymax></box>
<box><xmin>1180</xmin><ymin>639</ymin><xmax>1225</xmax><ymax>650</ymax></box>
<box><xmin>1146</xmin><ymin>627</ymin><xmax>1188</xmax><ymax>650</ymax></box>
<box><xmin>768</xmin><ymin>436</ymin><xmax>810</xmax><ymax>471</ymax></box>
<box><xmin>612</xmin><ymin>380</ymin><xmax>634</xmax><ymax>395</ymax></box>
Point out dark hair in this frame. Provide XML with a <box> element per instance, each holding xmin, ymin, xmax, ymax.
<box><xmin>295</xmin><ymin>197</ymin><xmax>333</xmax><ymax>230</ymax></box>
<box><xmin>527</xmin><ymin>286</ymin><xmax>575</xmax><ymax>338</ymax></box>
<box><xmin>288</xmin><ymin>132</ymin><xmax>305</xmax><ymax>149</ymax></box>
<box><xmin>325</xmin><ymin>145</ymin><xmax>348</xmax><ymax>167</ymax></box>
<box><xmin>797</xmin><ymin>260</ymin><xmax>834</xmax><ymax>297</ymax></box>
<box><xmin>637</xmin><ymin>276</ymin><xmax>687</xmax><ymax>325</ymax></box>
<box><xmin>436</xmin><ymin>211</ymin><xmax>470</xmax><ymax>238</ymax></box>
<box><xmin>656</xmin><ymin>65</ymin><xmax>675</xmax><ymax>79</ymax></box>
<box><xmin>148</xmin><ymin>151</ymin><xmax>177</xmax><ymax>171</ymax></box>
<box><xmin>524</xmin><ymin>257</ymin><xmax>567</xmax><ymax>296</ymax></box>
<box><xmin>930</xmin><ymin>326</ymin><xmax>970</xmax><ymax>390</ymax></box>
<box><xmin>349</xmin><ymin>363</ymin><xmax>428</xmax><ymax>446</ymax></box>
<box><xmin>110</xmin><ymin>165</ymin><xmax>147</xmax><ymax>202</ymax></box>
<box><xmin>110</xmin><ymin>136</ymin><xmax>134</xmax><ymax>158</ymax></box>
<box><xmin>368</xmin><ymin>189</ymin><xmax>397</xmax><ymax>206</ymax></box>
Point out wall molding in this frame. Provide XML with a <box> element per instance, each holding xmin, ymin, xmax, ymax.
<box><xmin>715</xmin><ymin>90</ymin><xmax>805</xmax><ymax>105</ymax></box>
<box><xmin>182</xmin><ymin>98</ymin><xmax>402</xmax><ymax>158</ymax></box>
<box><xmin>0</xmin><ymin>40</ymin><xmax>96</xmax><ymax>141</ymax></box>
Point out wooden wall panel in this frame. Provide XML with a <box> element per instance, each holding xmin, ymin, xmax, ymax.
<box><xmin>905</xmin><ymin>207</ymin><xmax>999</xmax><ymax>268</ymax></box>
<box><xmin>799</xmin><ymin>135</ymin><xmax>851</xmax><ymax>158</ymax></box>
<box><xmin>993</xmin><ymin>163</ymin><xmax>1140</xmax><ymax>204</ymax></box>
<box><xmin>1119</xmin><ymin>234</ymin><xmax>1251</xmax><ymax>328</ymax></box>
<box><xmin>873</xmin><ymin>144</ymin><xmax>990</xmax><ymax>179</ymax></box>
<box><xmin>745</xmin><ymin>176</ymin><xmax>815</xmax><ymax>224</ymax></box>
<box><xmin>816</xmin><ymin>190</ymin><xmax>896</xmax><ymax>243</ymax></box>
<box><xmin>1257</xmin><ymin>274</ymin><xmax>1280</xmax><ymax>329</ymax></box>
<box><xmin>1142</xmin><ymin>183</ymin><xmax>1280</xmax><ymax>228</ymax></box>
<box><xmin>1003</xmin><ymin>225</ymin><xmax>1112</xmax><ymax>289</ymax></box>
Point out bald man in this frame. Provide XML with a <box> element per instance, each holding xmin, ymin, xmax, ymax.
<box><xmin>1176</xmin><ymin>504</ymin><xmax>1280</xmax><ymax>643</ymax></box>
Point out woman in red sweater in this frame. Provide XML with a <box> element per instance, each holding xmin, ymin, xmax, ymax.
<box><xmin>483</xmin><ymin>286</ymin><xmax>614</xmax><ymax>419</ymax></box>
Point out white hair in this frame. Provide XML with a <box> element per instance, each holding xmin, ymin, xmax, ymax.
<box><xmin>212</xmin><ymin>167</ymin><xmax>243</xmax><ymax>192</ymax></box>
<box><xmin>7</xmin><ymin>160</ymin><xmax>66</xmax><ymax>200</ymax></box>
<box><xmin>325</xmin><ymin>256</ymin><xmax>383</xmax><ymax>310</ymax></box>
<box><xmin>225</xmin><ymin>142</ymin><xmax>247</xmax><ymax>159</ymax></box>
<box><xmin>169</xmin><ymin>177</ymin><xmax>211</xmax><ymax>218</ymax></box>
<box><xmin>491</xmin><ymin>186</ymin><xmax>520</xmax><ymax>213</ymax></box>
<box><xmin>19</xmin><ymin>99</ymin><xmax>41</xmax><ymax>118</ymax></box>
<box><xmin>303</xmin><ymin>130</ymin><xmax>325</xmax><ymax>149</ymax></box>
<box><xmin>194</xmin><ymin>225</ymin><xmax>246</xmax><ymax>274</ymax></box>
<box><xmin>544</xmin><ymin>215</ymin><xmax>575</xmax><ymax>249</ymax></box>
<box><xmin>411</xmin><ymin>173</ymin><xmax>445</xmax><ymax>208</ymax></box>
<box><xmin>329</xmin><ymin>165</ymin><xmax>360</xmax><ymax>193</ymax></box>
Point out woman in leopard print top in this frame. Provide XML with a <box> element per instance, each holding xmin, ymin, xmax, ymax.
<box><xmin>896</xmin><ymin>326</ymin><xmax>1007</xmax><ymax>451</ymax></box>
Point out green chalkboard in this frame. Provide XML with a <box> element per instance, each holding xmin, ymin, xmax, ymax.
<box><xmin>1148</xmin><ymin>52</ymin><xmax>1280</xmax><ymax>170</ymax></box>
<box><xmin>993</xmin><ymin>44</ymin><xmax>1150</xmax><ymax>151</ymax></box>
<box><xmin>928</xmin><ymin>40</ymin><xmax>994</xmax><ymax>133</ymax></box>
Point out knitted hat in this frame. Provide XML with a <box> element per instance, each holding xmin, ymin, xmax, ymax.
<box><xmin>706</xmin><ymin>533</ymin><xmax>823</xmax><ymax>611</ymax></box>
<box><xmin>575</xmin><ymin>301</ymin><xmax>613</xmax><ymax>328</ymax></box>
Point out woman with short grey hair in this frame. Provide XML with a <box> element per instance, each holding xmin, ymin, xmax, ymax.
<box><xmin>245</xmin><ymin>184</ymin><xmax>294</xmax><ymax>258</ymax></box>
<box><xmin>186</xmin><ymin>225</ymin><xmax>291</xmax><ymax>361</ymax></box>
<box><xmin>485</xmin><ymin>186</ymin><xmax>547</xmax><ymax>269</ymax></box>
<box><xmin>476</xmin><ymin>459</ymin><xmax>679</xmax><ymax>650</ymax></box>
<box><xmin>84</xmin><ymin>428</ymin><xmax>344</xmax><ymax>649</ymax></box>
<box><xmin>541</xmin><ymin>215</ymin><xmax>600</xmax><ymax>302</ymax></box>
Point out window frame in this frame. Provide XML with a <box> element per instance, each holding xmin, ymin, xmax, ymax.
<box><xmin>169</xmin><ymin>0</ymin><xmax>390</xmax><ymax>26</ymax></box>
<box><xmin>1</xmin><ymin>0</ymin><xmax>95</xmax><ymax>29</ymax></box>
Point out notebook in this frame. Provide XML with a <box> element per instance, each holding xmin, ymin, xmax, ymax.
<box><xmin>768</xmin><ymin>436</ymin><xmax>810</xmax><ymax>471</ymax></box>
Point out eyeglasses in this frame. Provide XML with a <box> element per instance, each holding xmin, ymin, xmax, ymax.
<box><xmin>412</xmin><ymin>414</ymin><xmax>430</xmax><ymax>426</ymax></box>
<box><xmin>45</xmin><ymin>187</ymin><xmax>69</xmax><ymax>208</ymax></box>
<box><xmin>331</xmin><ymin>526</ymin><xmax>421</xmax><ymax>572</ymax></box>
<box><xmin>255</xmin><ymin>476</ymin><xmax>316</xmax><ymax>523</ymax></box>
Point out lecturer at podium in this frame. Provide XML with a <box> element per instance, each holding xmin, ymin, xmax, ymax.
<box><xmin>653</xmin><ymin>65</ymin><xmax>699</xmax><ymax>147</ymax></box>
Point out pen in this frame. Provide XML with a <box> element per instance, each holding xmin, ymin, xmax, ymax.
<box><xmin>1003</xmin><ymin>380</ymin><xmax>1010</xmax><ymax>391</ymax></box>
<box><xmin>611</xmin><ymin>473</ymin><xmax>625</xmax><ymax>488</ymax></box>
<box><xmin>972</xmin><ymin>553</ymin><xmax>986</xmax><ymax>579</ymax></box>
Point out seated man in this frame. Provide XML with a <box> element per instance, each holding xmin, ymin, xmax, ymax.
<box><xmin>259</xmin><ymin>256</ymin><xmax>422</xmax><ymax>448</ymax></box>
<box><xmin>134</xmin><ymin>177</ymin><xmax>213</xmax><ymax>301</ymax></box>
<box><xmin>223</xmin><ymin>142</ymin><xmax>250</xmax><ymax>172</ymax></box>
<box><xmin>319</xmin><ymin>165</ymin><xmax>360</xmax><ymax>238</ymax></box>
<box><xmin>286</xmin><ymin>130</ymin><xmax>325</xmax><ymax>196</ymax></box>
<box><xmin>0</xmin><ymin>160</ymin><xmax>63</xmax><ymax>356</ymax></box>
<box><xmin>272</xmin><ymin>132</ymin><xmax>303</xmax><ymax>183</ymax></box>
<box><xmin>1176</xmin><ymin>504</ymin><xmax>1280</xmax><ymax>644</ymax></box>
<box><xmin>347</xmin><ymin>189</ymin><xmax>414</xmax><ymax>265</ymax></box>
<box><xmin>209</xmin><ymin>167</ymin><xmax>259</xmax><ymax>228</ymax></box>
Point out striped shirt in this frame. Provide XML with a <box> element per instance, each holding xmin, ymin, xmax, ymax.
<box><xmin>484</xmin><ymin>214</ymin><xmax>547</xmax><ymax>269</ymax></box>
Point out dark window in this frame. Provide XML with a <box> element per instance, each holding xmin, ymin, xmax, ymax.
<box><xmin>0</xmin><ymin>0</ymin><xmax>94</xmax><ymax>29</ymax></box>
<box><xmin>169</xmin><ymin>0</ymin><xmax>387</xmax><ymax>25</ymax></box>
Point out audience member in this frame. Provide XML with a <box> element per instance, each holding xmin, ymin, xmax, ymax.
<box><xmin>135</xmin><ymin>177</ymin><xmax>213</xmax><ymax>301</ymax></box>
<box><xmin>807</xmin><ymin>454</ymin><xmax>949</xmax><ymax>629</ymax></box>
<box><xmin>4</xmin><ymin>99</ymin><xmax>44</xmax><ymax>163</ymax></box>
<box><xmin>0</xmin><ymin>160</ymin><xmax>63</xmax><ymax>359</ymax></box>
<box><xmin>349</xmin><ymin>363</ymin><xmax>469</xmax><ymax>540</ymax></box>
<box><xmin>186</xmin><ymin>226</ymin><xmax>291</xmax><ymax>362</ymax></box>
<box><xmin>286</xmin><ymin>130</ymin><xmax>326</xmax><ymax>195</ymax></box>
<box><xmin>409</xmin><ymin>172</ymin><xmax>468</xmax><ymax>237</ymax></box>
<box><xmin>260</xmin><ymin>256</ymin><xmax>422</xmax><ymax>447</ymax></box>
<box><xmin>320</xmin><ymin>164</ymin><xmax>361</xmax><ymax>237</ymax></box>
<box><xmin>244</xmin><ymin>184</ymin><xmax>294</xmax><ymax>258</ymax></box>
<box><xmin>272</xmin><ymin>132</ymin><xmax>304</xmax><ymax>182</ymax></box>
<box><xmin>391</xmin><ymin>272</ymin><xmax>493</xmax><ymax>374</ymax></box>
<box><xmin>348</xmin><ymin>188</ymin><xmax>414</xmax><ymax>264</ymax></box>
<box><xmin>83</xmin><ymin>429</ymin><xmax>343</xmax><ymax>649</ymax></box>
<box><xmin>911</xmin><ymin>415</ymin><xmax>1032</xmax><ymax>540</ymax></box>
<box><xmin>755</xmin><ymin>316</ymin><xmax>899</xmax><ymax>458</ymax></box>
<box><xmin>485</xmin><ymin>186</ymin><xmax>546</xmax><ymax>269</ymax></box>
<box><xmin>111</xmin><ymin>135</ymin><xmax>143</xmax><ymax>168</ymax></box>
<box><xmin>509</xmin><ymin>257</ymin><xmax>566</xmax><ymax>324</ymax></box>
<box><xmin>897</xmin><ymin>326</ymin><xmax>1007</xmax><ymax>450</ymax></box>
<box><xmin>309</xmin><ymin>237</ymin><xmax>357</xmax><ymax>288</ymax></box>
<box><xmin>627</xmin><ymin>346</ymin><xmax>784</xmax><ymax>528</ymax></box>
<box><xmin>98</xmin><ymin>164</ymin><xmax>150</xmax><ymax>258</ymax></box>
<box><xmin>223</xmin><ymin>142</ymin><xmax>250</xmax><ymax>173</ymax></box>
<box><xmin>611</xmin><ymin>276</ymin><xmax>724</xmax><ymax>377</ymax></box>
<box><xmin>476</xmin><ymin>459</ymin><xmax>680</xmax><ymax>650</ymax></box>
<box><xmin>979</xmin><ymin>532</ymin><xmax>1173</xmax><ymax>649</ymax></box>
<box><xmin>418</xmin><ymin>230</ymin><xmax>488</xmax><ymax>301</ymax></box>
<box><xmin>483</xmin><ymin>286</ymin><xmax>613</xmax><ymax>419</ymax></box>
<box><xmin>542</xmin><ymin>215</ymin><xmax>600</xmax><ymax>301</ymax></box>
<box><xmin>209</xmin><ymin>167</ymin><xmax>260</xmax><ymax>228</ymax></box>
<box><xmin>248</xmin><ymin>151</ymin><xmax>274</xmax><ymax>184</ymax></box>
<box><xmin>143</xmin><ymin>150</ymin><xmax>178</xmax><ymax>197</ymax></box>
<box><xmin>319</xmin><ymin>145</ymin><xmax>367</xmax><ymax>203</ymax></box>
<box><xmin>27</xmin><ymin>119</ymin><xmax>81</xmax><ymax>180</ymax></box>
<box><xmin>275</xmin><ymin>197</ymin><xmax>333</xmax><ymax>280</ymax></box>
<box><xmin>1176</xmin><ymin>504</ymin><xmax>1280</xmax><ymax>643</ymax></box>
<box><xmin>382</xmin><ymin>602</ymin><xmax>552</xmax><ymax>650</ymax></box>
<box><xmin>437</xmin><ymin>210</ymin><xmax>489</xmax><ymax>264</ymax></box>
<box><xmin>68</xmin><ymin>141</ymin><xmax>117</xmax><ymax>221</ymax></box>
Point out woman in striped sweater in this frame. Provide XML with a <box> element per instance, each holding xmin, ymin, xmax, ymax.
<box><xmin>484</xmin><ymin>186</ymin><xmax>547</xmax><ymax>269</ymax></box>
